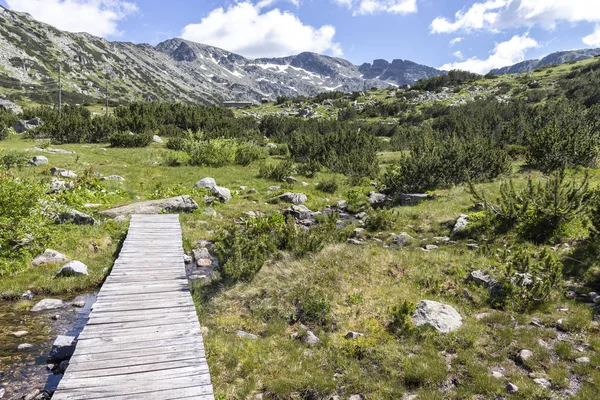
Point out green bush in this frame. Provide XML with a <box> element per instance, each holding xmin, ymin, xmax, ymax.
<box><xmin>268</xmin><ymin>143</ymin><xmax>290</xmax><ymax>157</ymax></box>
<box><xmin>469</xmin><ymin>170</ymin><xmax>595</xmax><ymax>243</ymax></box>
<box><xmin>0</xmin><ymin>150</ymin><xmax>29</xmax><ymax>169</ymax></box>
<box><xmin>162</xmin><ymin>151</ymin><xmax>190</xmax><ymax>167</ymax></box>
<box><xmin>491</xmin><ymin>248</ymin><xmax>562</xmax><ymax>312</ymax></box>
<box><xmin>316</xmin><ymin>179</ymin><xmax>338</xmax><ymax>194</ymax></box>
<box><xmin>258</xmin><ymin>160</ymin><xmax>295</xmax><ymax>181</ymax></box>
<box><xmin>184</xmin><ymin>139</ymin><xmax>236</xmax><ymax>167</ymax></box>
<box><xmin>0</xmin><ymin>126</ymin><xmax>9</xmax><ymax>140</ymax></box>
<box><xmin>0</xmin><ymin>172</ymin><xmax>50</xmax><ymax>275</ymax></box>
<box><xmin>388</xmin><ymin>300</ymin><xmax>416</xmax><ymax>337</ymax></box>
<box><xmin>294</xmin><ymin>290</ymin><xmax>332</xmax><ymax>327</ymax></box>
<box><xmin>109</xmin><ymin>131</ymin><xmax>153</xmax><ymax>148</ymax></box>
<box><xmin>363</xmin><ymin>208</ymin><xmax>398</xmax><ymax>232</ymax></box>
<box><xmin>235</xmin><ymin>142</ymin><xmax>266</xmax><ymax>166</ymax></box>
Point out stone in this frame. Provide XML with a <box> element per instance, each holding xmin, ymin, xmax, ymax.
<box><xmin>12</xmin><ymin>331</ymin><xmax>28</xmax><ymax>337</ymax></box>
<box><xmin>278</xmin><ymin>192</ymin><xmax>307</xmax><ymax>205</ymax></box>
<box><xmin>284</xmin><ymin>176</ymin><xmax>298</xmax><ymax>184</ymax></box>
<box><xmin>23</xmin><ymin>389</ymin><xmax>41</xmax><ymax>400</ymax></box>
<box><xmin>349</xmin><ymin>396</ymin><xmax>365</xmax><ymax>400</ymax></box>
<box><xmin>29</xmin><ymin>156</ymin><xmax>48</xmax><ymax>166</ymax></box>
<box><xmin>100</xmin><ymin>195</ymin><xmax>199</xmax><ymax>218</ymax></box>
<box><xmin>236</xmin><ymin>330</ymin><xmax>258</xmax><ymax>340</ymax></box>
<box><xmin>492</xmin><ymin>371</ymin><xmax>504</xmax><ymax>379</ymax></box>
<box><xmin>283</xmin><ymin>205</ymin><xmax>312</xmax><ymax>220</ymax></box>
<box><xmin>247</xmin><ymin>188</ymin><xmax>258</xmax><ymax>194</ymax></box>
<box><xmin>58</xmin><ymin>360</ymin><xmax>69</xmax><ymax>374</ymax></box>
<box><xmin>424</xmin><ymin>244</ymin><xmax>439</xmax><ymax>251</ymax></box>
<box><xmin>367</xmin><ymin>192</ymin><xmax>388</xmax><ymax>207</ymax></box>
<box><xmin>452</xmin><ymin>214</ymin><xmax>469</xmax><ymax>235</ymax></box>
<box><xmin>71</xmin><ymin>300</ymin><xmax>85</xmax><ymax>308</ymax></box>
<box><xmin>100</xmin><ymin>175</ymin><xmax>125</xmax><ymax>181</ymax></box>
<box><xmin>575</xmin><ymin>356</ymin><xmax>590</xmax><ymax>364</ymax></box>
<box><xmin>56</xmin><ymin>261</ymin><xmax>89</xmax><ymax>277</ymax></box>
<box><xmin>48</xmin><ymin>335</ymin><xmax>77</xmax><ymax>363</ymax></box>
<box><xmin>352</xmin><ymin>228</ymin><xmax>367</xmax><ymax>238</ymax></box>
<box><xmin>30</xmin><ymin>299</ymin><xmax>65</xmax><ymax>312</ymax></box>
<box><xmin>18</xmin><ymin>343</ymin><xmax>33</xmax><ymax>351</ymax></box>
<box><xmin>470</xmin><ymin>270</ymin><xmax>496</xmax><ymax>288</ymax></box>
<box><xmin>355</xmin><ymin>212</ymin><xmax>367</xmax><ymax>220</ymax></box>
<box><xmin>400</xmin><ymin>193</ymin><xmax>429</xmax><ymax>206</ymax></box>
<box><xmin>152</xmin><ymin>135</ymin><xmax>164</xmax><ymax>143</ymax></box>
<box><xmin>51</xmin><ymin>314</ymin><xmax>61</xmax><ymax>320</ymax></box>
<box><xmin>211</xmin><ymin>186</ymin><xmax>232</xmax><ymax>203</ymax></box>
<box><xmin>14</xmin><ymin>120</ymin><xmax>33</xmax><ymax>133</ymax></box>
<box><xmin>0</xmin><ymin>387</ymin><xmax>4</xmax><ymax>399</ymax></box>
<box><xmin>47</xmin><ymin>178</ymin><xmax>74</xmax><ymax>193</ymax></box>
<box><xmin>183</xmin><ymin>254</ymin><xmax>193</xmax><ymax>264</ymax></box>
<box><xmin>533</xmin><ymin>378</ymin><xmax>551</xmax><ymax>389</ymax></box>
<box><xmin>505</xmin><ymin>383</ymin><xmax>519</xmax><ymax>393</ymax></box>
<box><xmin>412</xmin><ymin>300</ymin><xmax>463</xmax><ymax>333</ymax></box>
<box><xmin>517</xmin><ymin>349</ymin><xmax>533</xmax><ymax>364</ymax></box>
<box><xmin>268</xmin><ymin>186</ymin><xmax>281</xmax><ymax>192</ymax></box>
<box><xmin>203</xmin><ymin>208</ymin><xmax>217</xmax><ymax>217</ymax></box>
<box><xmin>49</xmin><ymin>168</ymin><xmax>77</xmax><ymax>179</ymax></box>
<box><xmin>347</xmin><ymin>238</ymin><xmax>363</xmax><ymax>245</ymax></box>
<box><xmin>0</xmin><ymin>98</ymin><xmax>22</xmax><ymax>114</ymax></box>
<box><xmin>337</xmin><ymin>200</ymin><xmax>348</xmax><ymax>210</ymax></box>
<box><xmin>466</xmin><ymin>243</ymin><xmax>479</xmax><ymax>251</ymax></box>
<box><xmin>194</xmin><ymin>177</ymin><xmax>217</xmax><ymax>190</ymax></box>
<box><xmin>304</xmin><ymin>331</ymin><xmax>320</xmax><ymax>345</ymax></box>
<box><xmin>55</xmin><ymin>208</ymin><xmax>96</xmax><ymax>225</ymax></box>
<box><xmin>193</xmin><ymin>248</ymin><xmax>210</xmax><ymax>260</ymax></box>
<box><xmin>392</xmin><ymin>232</ymin><xmax>413</xmax><ymax>246</ymax></box>
<box><xmin>21</xmin><ymin>290</ymin><xmax>34</xmax><ymax>300</ymax></box>
<box><xmin>31</xmin><ymin>249</ymin><xmax>69</xmax><ymax>267</ymax></box>
<box><xmin>345</xmin><ymin>331</ymin><xmax>364</xmax><ymax>340</ymax></box>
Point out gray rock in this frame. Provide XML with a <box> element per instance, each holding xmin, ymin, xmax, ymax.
<box><xmin>47</xmin><ymin>178</ymin><xmax>74</xmax><ymax>193</ymax></box>
<box><xmin>29</xmin><ymin>156</ymin><xmax>48</xmax><ymax>166</ymax></box>
<box><xmin>50</xmin><ymin>167</ymin><xmax>77</xmax><ymax>179</ymax></box>
<box><xmin>14</xmin><ymin>119</ymin><xmax>33</xmax><ymax>133</ymax></box>
<box><xmin>466</xmin><ymin>243</ymin><xmax>479</xmax><ymax>251</ymax></box>
<box><xmin>278</xmin><ymin>192</ymin><xmax>307</xmax><ymax>205</ymax></box>
<box><xmin>12</xmin><ymin>330</ymin><xmax>28</xmax><ymax>337</ymax></box>
<box><xmin>400</xmin><ymin>193</ymin><xmax>429</xmax><ymax>206</ymax></box>
<box><xmin>23</xmin><ymin>389</ymin><xmax>41</xmax><ymax>400</ymax></box>
<box><xmin>194</xmin><ymin>177</ymin><xmax>217</xmax><ymax>190</ymax></box>
<box><xmin>412</xmin><ymin>300</ymin><xmax>463</xmax><ymax>333</ymax></box>
<box><xmin>284</xmin><ymin>176</ymin><xmax>298</xmax><ymax>184</ymax></box>
<box><xmin>58</xmin><ymin>360</ymin><xmax>69</xmax><ymax>374</ymax></box>
<box><xmin>283</xmin><ymin>205</ymin><xmax>312</xmax><ymax>220</ymax></box>
<box><xmin>533</xmin><ymin>378</ymin><xmax>551</xmax><ymax>389</ymax></box>
<box><xmin>31</xmin><ymin>249</ymin><xmax>69</xmax><ymax>267</ymax></box>
<box><xmin>355</xmin><ymin>212</ymin><xmax>367</xmax><ymax>220</ymax></box>
<box><xmin>470</xmin><ymin>270</ymin><xmax>496</xmax><ymax>288</ymax></box>
<box><xmin>247</xmin><ymin>188</ymin><xmax>258</xmax><ymax>194</ymax></box>
<box><xmin>183</xmin><ymin>254</ymin><xmax>193</xmax><ymax>264</ymax></box>
<box><xmin>55</xmin><ymin>208</ymin><xmax>96</xmax><ymax>225</ymax></box>
<box><xmin>236</xmin><ymin>330</ymin><xmax>258</xmax><ymax>340</ymax></box>
<box><xmin>203</xmin><ymin>208</ymin><xmax>217</xmax><ymax>217</ymax></box>
<box><xmin>21</xmin><ymin>290</ymin><xmax>34</xmax><ymax>300</ymax></box>
<box><xmin>452</xmin><ymin>214</ymin><xmax>469</xmax><ymax>235</ymax></box>
<box><xmin>0</xmin><ymin>98</ymin><xmax>22</xmax><ymax>114</ymax></box>
<box><xmin>517</xmin><ymin>349</ymin><xmax>533</xmax><ymax>364</ymax></box>
<box><xmin>304</xmin><ymin>331</ymin><xmax>320</xmax><ymax>345</ymax></box>
<box><xmin>345</xmin><ymin>331</ymin><xmax>365</xmax><ymax>340</ymax></box>
<box><xmin>100</xmin><ymin>195</ymin><xmax>199</xmax><ymax>218</ymax></box>
<box><xmin>0</xmin><ymin>387</ymin><xmax>5</xmax><ymax>399</ymax></box>
<box><xmin>367</xmin><ymin>192</ymin><xmax>388</xmax><ymax>207</ymax></box>
<box><xmin>575</xmin><ymin>356</ymin><xmax>590</xmax><ymax>363</ymax></box>
<box><xmin>393</xmin><ymin>232</ymin><xmax>413</xmax><ymax>246</ymax></box>
<box><xmin>491</xmin><ymin>371</ymin><xmax>504</xmax><ymax>379</ymax></box>
<box><xmin>268</xmin><ymin>186</ymin><xmax>281</xmax><ymax>191</ymax></box>
<box><xmin>100</xmin><ymin>175</ymin><xmax>125</xmax><ymax>181</ymax></box>
<box><xmin>211</xmin><ymin>186</ymin><xmax>232</xmax><ymax>203</ymax></box>
<box><xmin>18</xmin><ymin>343</ymin><xmax>33</xmax><ymax>351</ymax></box>
<box><xmin>505</xmin><ymin>383</ymin><xmax>519</xmax><ymax>393</ymax></box>
<box><xmin>347</xmin><ymin>238</ymin><xmax>363</xmax><ymax>245</ymax></box>
<box><xmin>424</xmin><ymin>244</ymin><xmax>439</xmax><ymax>251</ymax></box>
<box><xmin>56</xmin><ymin>261</ymin><xmax>88</xmax><ymax>277</ymax></box>
<box><xmin>152</xmin><ymin>135</ymin><xmax>164</xmax><ymax>143</ymax></box>
<box><xmin>47</xmin><ymin>335</ymin><xmax>77</xmax><ymax>363</ymax></box>
<box><xmin>337</xmin><ymin>200</ymin><xmax>348</xmax><ymax>210</ymax></box>
<box><xmin>27</xmin><ymin>117</ymin><xmax>41</xmax><ymax>126</ymax></box>
<box><xmin>349</xmin><ymin>396</ymin><xmax>365</xmax><ymax>400</ymax></box>
<box><xmin>30</xmin><ymin>299</ymin><xmax>65</xmax><ymax>312</ymax></box>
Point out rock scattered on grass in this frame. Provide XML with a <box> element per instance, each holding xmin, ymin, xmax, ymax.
<box><xmin>50</xmin><ymin>167</ymin><xmax>77</xmax><ymax>179</ymax></box>
<box><xmin>470</xmin><ymin>270</ymin><xmax>496</xmax><ymax>288</ymax></box>
<box><xmin>56</xmin><ymin>261</ymin><xmax>88</xmax><ymax>277</ymax></box>
<box><xmin>29</xmin><ymin>156</ymin><xmax>48</xmax><ymax>166</ymax></box>
<box><xmin>100</xmin><ymin>175</ymin><xmax>125</xmax><ymax>181</ymax></box>
<box><xmin>12</xmin><ymin>331</ymin><xmax>28</xmax><ymax>338</ymax></box>
<box><xmin>575</xmin><ymin>356</ymin><xmax>590</xmax><ymax>363</ymax></box>
<box><xmin>17</xmin><ymin>343</ymin><xmax>33</xmax><ymax>351</ymax></box>
<box><xmin>345</xmin><ymin>332</ymin><xmax>365</xmax><ymax>340</ymax></box>
<box><xmin>211</xmin><ymin>186</ymin><xmax>232</xmax><ymax>203</ymax></box>
<box><xmin>31</xmin><ymin>249</ymin><xmax>69</xmax><ymax>267</ymax></box>
<box><xmin>278</xmin><ymin>192</ymin><xmax>307</xmax><ymax>205</ymax></box>
<box><xmin>236</xmin><ymin>331</ymin><xmax>258</xmax><ymax>340</ymax></box>
<box><xmin>54</xmin><ymin>208</ymin><xmax>96</xmax><ymax>226</ymax></box>
<box><xmin>30</xmin><ymin>299</ymin><xmax>65</xmax><ymax>312</ymax></box>
<box><xmin>367</xmin><ymin>192</ymin><xmax>388</xmax><ymax>207</ymax></box>
<box><xmin>505</xmin><ymin>383</ymin><xmax>519</xmax><ymax>393</ymax></box>
<box><xmin>517</xmin><ymin>349</ymin><xmax>533</xmax><ymax>364</ymax></box>
<box><xmin>452</xmin><ymin>214</ymin><xmax>469</xmax><ymax>235</ymax></box>
<box><xmin>412</xmin><ymin>300</ymin><xmax>463</xmax><ymax>333</ymax></box>
<box><xmin>195</xmin><ymin>177</ymin><xmax>217</xmax><ymax>190</ymax></box>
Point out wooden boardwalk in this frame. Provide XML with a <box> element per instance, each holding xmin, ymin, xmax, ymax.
<box><xmin>53</xmin><ymin>214</ymin><xmax>214</xmax><ymax>400</ymax></box>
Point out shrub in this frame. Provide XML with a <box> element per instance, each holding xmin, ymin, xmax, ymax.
<box><xmin>162</xmin><ymin>151</ymin><xmax>190</xmax><ymax>167</ymax></box>
<box><xmin>258</xmin><ymin>160</ymin><xmax>295</xmax><ymax>181</ymax></box>
<box><xmin>166</xmin><ymin>136</ymin><xmax>187</xmax><ymax>151</ymax></box>
<box><xmin>294</xmin><ymin>290</ymin><xmax>332</xmax><ymax>327</ymax></box>
<box><xmin>388</xmin><ymin>300</ymin><xmax>416</xmax><ymax>337</ymax></box>
<box><xmin>297</xmin><ymin>159</ymin><xmax>322</xmax><ymax>178</ymax></box>
<box><xmin>316</xmin><ymin>179</ymin><xmax>338</xmax><ymax>194</ymax></box>
<box><xmin>0</xmin><ymin>126</ymin><xmax>9</xmax><ymax>140</ymax></box>
<box><xmin>0</xmin><ymin>150</ymin><xmax>29</xmax><ymax>169</ymax></box>
<box><xmin>491</xmin><ymin>248</ymin><xmax>562</xmax><ymax>312</ymax></box>
<box><xmin>363</xmin><ymin>208</ymin><xmax>398</xmax><ymax>232</ymax></box>
<box><xmin>268</xmin><ymin>143</ymin><xmax>290</xmax><ymax>157</ymax></box>
<box><xmin>235</xmin><ymin>142</ymin><xmax>266</xmax><ymax>166</ymax></box>
<box><xmin>109</xmin><ymin>131</ymin><xmax>153</xmax><ymax>148</ymax></box>
<box><xmin>184</xmin><ymin>139</ymin><xmax>236</xmax><ymax>167</ymax></box>
<box><xmin>469</xmin><ymin>170</ymin><xmax>595</xmax><ymax>243</ymax></box>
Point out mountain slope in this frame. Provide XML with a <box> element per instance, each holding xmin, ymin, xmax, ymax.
<box><xmin>0</xmin><ymin>6</ymin><xmax>443</xmax><ymax>105</ymax></box>
<box><xmin>491</xmin><ymin>48</ymin><xmax>600</xmax><ymax>75</ymax></box>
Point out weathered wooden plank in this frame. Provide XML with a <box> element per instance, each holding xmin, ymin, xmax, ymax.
<box><xmin>52</xmin><ymin>382</ymin><xmax>214</xmax><ymax>400</ymax></box>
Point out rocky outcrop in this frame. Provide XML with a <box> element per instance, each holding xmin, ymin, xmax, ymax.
<box><xmin>0</xmin><ymin>99</ymin><xmax>22</xmax><ymax>114</ymax></box>
<box><xmin>412</xmin><ymin>300</ymin><xmax>463</xmax><ymax>333</ymax></box>
<box><xmin>278</xmin><ymin>192</ymin><xmax>307</xmax><ymax>205</ymax></box>
<box><xmin>100</xmin><ymin>195</ymin><xmax>199</xmax><ymax>218</ymax></box>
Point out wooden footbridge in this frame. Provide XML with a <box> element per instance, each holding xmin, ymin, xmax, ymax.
<box><xmin>53</xmin><ymin>214</ymin><xmax>214</xmax><ymax>400</ymax></box>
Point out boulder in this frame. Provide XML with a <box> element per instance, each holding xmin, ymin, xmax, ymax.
<box><xmin>505</xmin><ymin>383</ymin><xmax>519</xmax><ymax>393</ymax></box>
<box><xmin>345</xmin><ymin>332</ymin><xmax>365</xmax><ymax>340</ymax></box>
<box><xmin>533</xmin><ymin>378</ymin><xmax>551</xmax><ymax>389</ymax></box>
<box><xmin>47</xmin><ymin>335</ymin><xmax>77</xmax><ymax>363</ymax></box>
<box><xmin>392</xmin><ymin>232</ymin><xmax>413</xmax><ymax>246</ymax></box>
<box><xmin>400</xmin><ymin>193</ymin><xmax>429</xmax><ymax>206</ymax></box>
<box><xmin>0</xmin><ymin>99</ymin><xmax>22</xmax><ymax>114</ymax></box>
<box><xmin>18</xmin><ymin>343</ymin><xmax>33</xmax><ymax>351</ymax></box>
<box><xmin>367</xmin><ymin>192</ymin><xmax>388</xmax><ymax>207</ymax></box>
<box><xmin>152</xmin><ymin>135</ymin><xmax>164</xmax><ymax>143</ymax></box>
<box><xmin>30</xmin><ymin>299</ymin><xmax>65</xmax><ymax>312</ymax></box>
<box><xmin>236</xmin><ymin>330</ymin><xmax>258</xmax><ymax>340</ymax></box>
<box><xmin>412</xmin><ymin>300</ymin><xmax>463</xmax><ymax>333</ymax></box>
<box><xmin>470</xmin><ymin>270</ymin><xmax>496</xmax><ymax>288</ymax></box>
<box><xmin>13</xmin><ymin>120</ymin><xmax>34</xmax><ymax>133</ymax></box>
<box><xmin>47</xmin><ymin>178</ymin><xmax>74</xmax><ymax>193</ymax></box>
<box><xmin>100</xmin><ymin>175</ymin><xmax>125</xmax><ymax>181</ymax></box>
<box><xmin>576</xmin><ymin>356</ymin><xmax>590</xmax><ymax>364</ymax></box>
<box><xmin>55</xmin><ymin>208</ymin><xmax>96</xmax><ymax>225</ymax></box>
<box><xmin>29</xmin><ymin>156</ymin><xmax>48</xmax><ymax>166</ymax></box>
<box><xmin>194</xmin><ymin>177</ymin><xmax>217</xmax><ymax>190</ymax></box>
<box><xmin>283</xmin><ymin>205</ymin><xmax>313</xmax><ymax>220</ymax></box>
<box><xmin>517</xmin><ymin>349</ymin><xmax>533</xmax><ymax>364</ymax></box>
<box><xmin>452</xmin><ymin>214</ymin><xmax>469</xmax><ymax>235</ymax></box>
<box><xmin>337</xmin><ymin>200</ymin><xmax>348</xmax><ymax>210</ymax></box>
<box><xmin>100</xmin><ymin>195</ymin><xmax>199</xmax><ymax>218</ymax></box>
<box><xmin>50</xmin><ymin>168</ymin><xmax>77</xmax><ymax>179</ymax></box>
<box><xmin>211</xmin><ymin>186</ymin><xmax>232</xmax><ymax>203</ymax></box>
<box><xmin>56</xmin><ymin>261</ymin><xmax>88</xmax><ymax>277</ymax></box>
<box><xmin>31</xmin><ymin>249</ymin><xmax>69</xmax><ymax>267</ymax></box>
<box><xmin>303</xmin><ymin>331</ymin><xmax>320</xmax><ymax>345</ymax></box>
<box><xmin>278</xmin><ymin>192</ymin><xmax>307</xmax><ymax>205</ymax></box>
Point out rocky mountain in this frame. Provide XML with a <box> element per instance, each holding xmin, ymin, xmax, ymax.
<box><xmin>0</xmin><ymin>6</ymin><xmax>443</xmax><ymax>105</ymax></box>
<box><xmin>491</xmin><ymin>48</ymin><xmax>600</xmax><ymax>75</ymax></box>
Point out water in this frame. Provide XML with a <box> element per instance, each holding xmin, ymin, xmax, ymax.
<box><xmin>0</xmin><ymin>292</ymin><xmax>97</xmax><ymax>400</ymax></box>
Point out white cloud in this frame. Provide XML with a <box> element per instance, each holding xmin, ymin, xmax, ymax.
<box><xmin>583</xmin><ymin>26</ymin><xmax>600</xmax><ymax>47</ymax></box>
<box><xmin>4</xmin><ymin>0</ymin><xmax>138</xmax><ymax>37</ymax></box>
<box><xmin>440</xmin><ymin>34</ymin><xmax>538</xmax><ymax>74</ymax></box>
<box><xmin>181</xmin><ymin>1</ymin><xmax>342</xmax><ymax>58</ymax></box>
<box><xmin>332</xmin><ymin>0</ymin><xmax>417</xmax><ymax>16</ymax></box>
<box><xmin>431</xmin><ymin>0</ymin><xmax>600</xmax><ymax>34</ymax></box>
<box><xmin>449</xmin><ymin>37</ymin><xmax>463</xmax><ymax>46</ymax></box>
<box><xmin>453</xmin><ymin>50</ymin><xmax>464</xmax><ymax>59</ymax></box>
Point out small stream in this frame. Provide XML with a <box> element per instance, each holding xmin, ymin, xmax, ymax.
<box><xmin>0</xmin><ymin>292</ymin><xmax>97</xmax><ymax>400</ymax></box>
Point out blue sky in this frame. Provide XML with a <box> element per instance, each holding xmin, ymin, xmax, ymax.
<box><xmin>2</xmin><ymin>0</ymin><xmax>600</xmax><ymax>73</ymax></box>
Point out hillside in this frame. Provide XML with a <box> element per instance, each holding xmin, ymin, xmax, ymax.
<box><xmin>0</xmin><ymin>6</ymin><xmax>443</xmax><ymax>106</ymax></box>
<box><xmin>491</xmin><ymin>48</ymin><xmax>600</xmax><ymax>75</ymax></box>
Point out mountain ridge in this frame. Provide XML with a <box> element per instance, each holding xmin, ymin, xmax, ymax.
<box><xmin>491</xmin><ymin>48</ymin><xmax>600</xmax><ymax>75</ymax></box>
